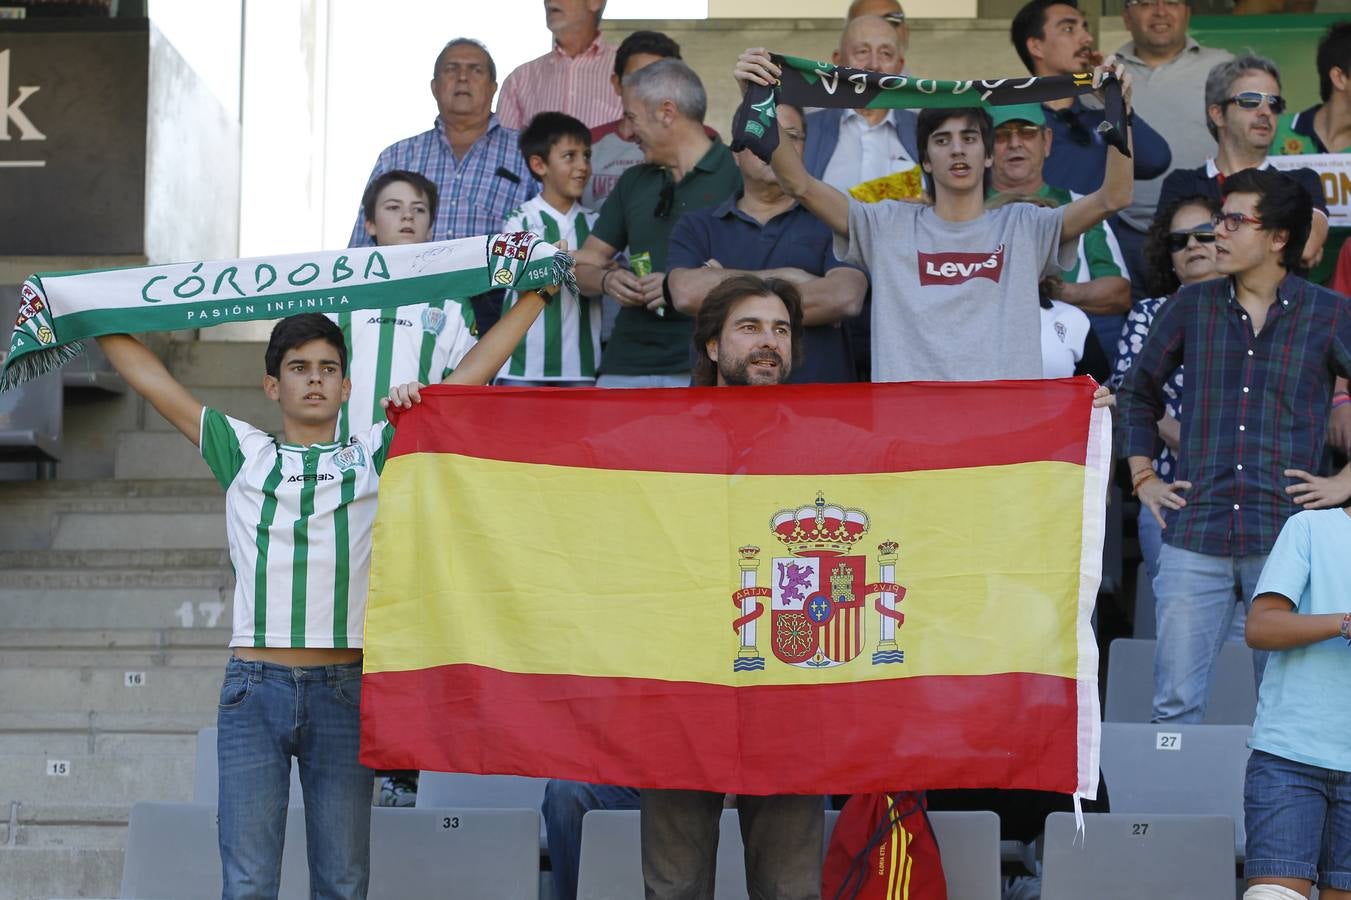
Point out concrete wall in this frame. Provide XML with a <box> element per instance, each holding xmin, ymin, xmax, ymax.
<box><xmin>144</xmin><ymin>24</ymin><xmax>241</xmax><ymax>266</ymax></box>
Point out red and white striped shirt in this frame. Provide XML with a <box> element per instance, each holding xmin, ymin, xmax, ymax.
<box><xmin>495</xmin><ymin>33</ymin><xmax>621</xmax><ymax>131</ymax></box>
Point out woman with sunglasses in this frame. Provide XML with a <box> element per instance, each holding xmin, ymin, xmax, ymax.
<box><xmin>1110</xmin><ymin>194</ymin><xmax>1221</xmax><ymax>591</ymax></box>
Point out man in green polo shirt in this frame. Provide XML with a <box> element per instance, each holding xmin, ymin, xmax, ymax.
<box><xmin>573</xmin><ymin>57</ymin><xmax>740</xmax><ymax>387</ymax></box>
<box><xmin>987</xmin><ymin>103</ymin><xmax>1131</xmax><ymax>354</ymax></box>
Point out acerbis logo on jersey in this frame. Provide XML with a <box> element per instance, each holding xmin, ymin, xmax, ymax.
<box><xmin>918</xmin><ymin>245</ymin><xmax>1006</xmax><ymax>287</ymax></box>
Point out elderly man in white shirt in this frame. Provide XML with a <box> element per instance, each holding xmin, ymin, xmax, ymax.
<box><xmin>801</xmin><ymin>14</ymin><xmax>919</xmax><ymax>194</ymax></box>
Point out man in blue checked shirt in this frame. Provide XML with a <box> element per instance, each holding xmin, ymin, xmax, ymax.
<box><xmin>1117</xmin><ymin>167</ymin><xmax>1351</xmax><ymax>725</ymax></box>
<box><xmin>349</xmin><ymin>38</ymin><xmax>535</xmax><ymax>250</ymax></box>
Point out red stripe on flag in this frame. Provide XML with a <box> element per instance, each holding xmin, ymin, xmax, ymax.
<box><xmin>360</xmin><ymin>665</ymin><xmax>1080</xmax><ymax>795</ymax></box>
<box><xmin>385</xmin><ymin>378</ymin><xmax>1096</xmax><ymax>475</ymax></box>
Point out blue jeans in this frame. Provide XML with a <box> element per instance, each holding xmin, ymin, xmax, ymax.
<box><xmin>1245</xmin><ymin>749</ymin><xmax>1351</xmax><ymax>890</ymax></box>
<box><xmin>1151</xmin><ymin>544</ymin><xmax>1269</xmax><ymax>723</ymax></box>
<box><xmin>216</xmin><ymin>657</ymin><xmax>374</xmax><ymax>899</ymax></box>
<box><xmin>639</xmin><ymin>789</ymin><xmax>824</xmax><ymax>900</ymax></box>
<box><xmin>543</xmin><ymin>780</ymin><xmax>640</xmax><ymax>900</ymax></box>
<box><xmin>1137</xmin><ymin>505</ymin><xmax>1165</xmax><ymax>586</ymax></box>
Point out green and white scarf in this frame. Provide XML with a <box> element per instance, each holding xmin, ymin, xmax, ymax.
<box><xmin>1</xmin><ymin>231</ymin><xmax>574</xmax><ymax>391</ymax></box>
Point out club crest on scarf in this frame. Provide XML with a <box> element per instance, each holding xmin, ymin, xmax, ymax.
<box><xmin>489</xmin><ymin>231</ymin><xmax>540</xmax><ymax>285</ymax></box>
<box><xmin>732</xmin><ymin>492</ymin><xmax>906</xmax><ymax>672</ymax></box>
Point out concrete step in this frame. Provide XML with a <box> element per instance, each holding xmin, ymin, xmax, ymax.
<box><xmin>114</xmin><ymin>430</ymin><xmax>214</xmax><ymax>480</ymax></box>
<box><xmin>0</xmin><ymin>477</ymin><xmax>222</xmax><ymax>503</ymax></box>
<box><xmin>0</xmin><ymin>846</ymin><xmax>123</xmax><ymax>900</ymax></box>
<box><xmin>0</xmin><ymin>628</ymin><xmax>232</xmax><ymax>668</ymax></box>
<box><xmin>166</xmin><ymin>340</ymin><xmax>269</xmax><ymax>387</ymax></box>
<box><xmin>50</xmin><ymin>510</ymin><xmax>225</xmax><ymax>551</ymax></box>
<box><xmin>0</xmin><ymin>548</ymin><xmax>231</xmax><ymax>570</ymax></box>
<box><xmin>0</xmin><ymin>752</ymin><xmax>195</xmax><ymax>807</ymax></box>
<box><xmin>0</xmin><ymin>731</ymin><xmax>198</xmax><ymax>757</ymax></box>
<box><xmin>9</xmin><ymin>803</ymin><xmax>133</xmax><ymax>849</ymax></box>
<box><xmin>0</xmin><ymin>568</ymin><xmax>231</xmax><ymax>590</ymax></box>
<box><xmin>0</xmin><ymin>586</ymin><xmax>230</xmax><ymax>630</ymax></box>
<box><xmin>0</xmin><ymin>710</ymin><xmax>215</xmax><ymax>737</ymax></box>
<box><xmin>0</xmin><ymin>666</ymin><xmax>222</xmax><ymax>715</ymax></box>
<box><xmin>0</xmin><ymin>481</ymin><xmax>224</xmax><ymax>552</ymax></box>
<box><xmin>143</xmin><ymin>385</ymin><xmax>281</xmax><ymax>433</ymax></box>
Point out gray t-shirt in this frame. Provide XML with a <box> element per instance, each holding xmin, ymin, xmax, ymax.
<box><xmin>837</xmin><ymin>199</ymin><xmax>1073</xmax><ymax>382</ymax></box>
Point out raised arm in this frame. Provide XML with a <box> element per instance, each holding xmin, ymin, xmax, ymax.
<box><xmin>96</xmin><ymin>334</ymin><xmax>204</xmax><ymax>446</ymax></box>
<box><xmin>1061</xmin><ymin>60</ymin><xmax>1135</xmax><ymax>244</ymax></box>
<box><xmin>442</xmin><ymin>289</ymin><xmax>551</xmax><ymax>386</ymax></box>
<box><xmin>733</xmin><ymin>49</ymin><xmax>851</xmax><ymax>237</ymax></box>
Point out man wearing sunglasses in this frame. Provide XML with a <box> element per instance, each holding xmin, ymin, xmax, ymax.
<box><xmin>573</xmin><ymin>59</ymin><xmax>739</xmax><ymax>388</ymax></box>
<box><xmin>1158</xmin><ymin>56</ymin><xmax>1329</xmax><ymax>269</ymax></box>
<box><xmin>1118</xmin><ymin>167</ymin><xmax>1351</xmax><ymax>725</ymax></box>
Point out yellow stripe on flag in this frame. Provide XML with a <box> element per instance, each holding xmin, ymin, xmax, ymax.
<box><xmin>365</xmin><ymin>452</ymin><xmax>1085</xmax><ymax>684</ymax></box>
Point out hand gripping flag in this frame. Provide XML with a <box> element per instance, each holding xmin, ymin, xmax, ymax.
<box><xmin>731</xmin><ymin>54</ymin><xmax>1129</xmax><ymax>164</ymax></box>
<box><xmin>361</xmin><ymin>378</ymin><xmax>1109</xmax><ymax>799</ymax></box>
<box><xmin>1</xmin><ymin>233</ymin><xmax>574</xmax><ymax>391</ymax></box>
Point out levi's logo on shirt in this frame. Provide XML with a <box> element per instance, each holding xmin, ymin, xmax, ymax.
<box><xmin>918</xmin><ymin>245</ymin><xmax>1006</xmax><ymax>286</ymax></box>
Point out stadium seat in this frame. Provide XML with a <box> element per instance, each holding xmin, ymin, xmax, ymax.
<box><xmin>1040</xmin><ymin>812</ymin><xmax>1235</xmax><ymax>900</ymax></box>
<box><xmin>119</xmin><ymin>802</ymin><xmax>223</xmax><ymax>899</ymax></box>
<box><xmin>193</xmin><ymin>726</ymin><xmax>303</xmax><ymax>806</ymax></box>
<box><xmin>1104</xmin><ymin>637</ymin><xmax>1257</xmax><ymax>724</ymax></box>
<box><xmin>1099</xmin><ymin>722</ymin><xmax>1251</xmax><ymax>858</ymax></box>
<box><xmin>278</xmin><ymin>807</ymin><xmax>541</xmax><ymax>900</ymax></box>
<box><xmin>576</xmin><ymin>808</ymin><xmax>999</xmax><ymax>900</ymax></box>
<box><xmin>415</xmin><ymin>771</ymin><xmax>549</xmax><ymax>849</ymax></box>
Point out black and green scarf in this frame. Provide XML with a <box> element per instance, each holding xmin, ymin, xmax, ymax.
<box><xmin>731</xmin><ymin>54</ymin><xmax>1128</xmax><ymax>162</ymax></box>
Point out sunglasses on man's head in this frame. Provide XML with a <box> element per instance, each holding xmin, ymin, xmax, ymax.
<box><xmin>882</xmin><ymin>11</ymin><xmax>907</xmax><ymax>24</ymax></box>
<box><xmin>1222</xmin><ymin>91</ymin><xmax>1286</xmax><ymax>115</ymax></box>
<box><xmin>1165</xmin><ymin>227</ymin><xmax>1217</xmax><ymax>253</ymax></box>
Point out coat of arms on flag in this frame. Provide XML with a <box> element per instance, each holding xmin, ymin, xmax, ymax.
<box><xmin>732</xmin><ymin>493</ymin><xmax>905</xmax><ymax>672</ymax></box>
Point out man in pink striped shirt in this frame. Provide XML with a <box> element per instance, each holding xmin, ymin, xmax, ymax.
<box><xmin>496</xmin><ymin>0</ymin><xmax>621</xmax><ymax>131</ymax></box>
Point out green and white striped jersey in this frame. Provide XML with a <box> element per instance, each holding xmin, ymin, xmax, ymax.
<box><xmin>200</xmin><ymin>407</ymin><xmax>393</xmax><ymax>649</ymax></box>
<box><xmin>331</xmin><ymin>300</ymin><xmax>475</xmax><ymax>440</ymax></box>
<box><xmin>498</xmin><ymin>197</ymin><xmax>601</xmax><ymax>382</ymax></box>
<box><xmin>1043</xmin><ymin>185</ymin><xmax>1127</xmax><ymax>285</ymax></box>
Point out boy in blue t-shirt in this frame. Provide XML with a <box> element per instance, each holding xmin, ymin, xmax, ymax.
<box><xmin>1242</xmin><ymin>508</ymin><xmax>1351</xmax><ymax>900</ymax></box>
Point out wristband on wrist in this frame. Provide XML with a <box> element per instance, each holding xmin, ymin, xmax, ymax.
<box><xmin>1340</xmin><ymin>612</ymin><xmax>1351</xmax><ymax>644</ymax></box>
<box><xmin>600</xmin><ymin>269</ymin><xmax>615</xmax><ymax>297</ymax></box>
<box><xmin>1334</xmin><ymin>392</ymin><xmax>1351</xmax><ymax>409</ymax></box>
<box><xmin>1131</xmin><ymin>468</ymin><xmax>1157</xmax><ymax>495</ymax></box>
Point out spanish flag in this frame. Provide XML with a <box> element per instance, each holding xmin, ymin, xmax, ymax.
<box><xmin>361</xmin><ymin>379</ymin><xmax>1108</xmax><ymax>797</ymax></box>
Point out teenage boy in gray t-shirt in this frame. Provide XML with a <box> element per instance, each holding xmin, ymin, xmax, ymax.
<box><xmin>733</xmin><ymin>50</ymin><xmax>1137</xmax><ymax>382</ymax></box>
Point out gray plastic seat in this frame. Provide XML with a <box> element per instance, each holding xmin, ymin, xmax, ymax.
<box><xmin>1100</xmin><ymin>721</ymin><xmax>1251</xmax><ymax>858</ymax></box>
<box><xmin>1104</xmin><ymin>637</ymin><xmax>1257</xmax><ymax>724</ymax></box>
<box><xmin>120</xmin><ymin>802</ymin><xmax>222</xmax><ymax>899</ymax></box>
<box><xmin>279</xmin><ymin>806</ymin><xmax>540</xmax><ymax>900</ymax></box>
<box><xmin>121</xmin><ymin>801</ymin><xmax>541</xmax><ymax>899</ymax></box>
<box><xmin>193</xmin><ymin>726</ymin><xmax>302</xmax><ymax>806</ymax></box>
<box><xmin>1041</xmin><ymin>812</ymin><xmax>1235</xmax><ymax>900</ymax></box>
<box><xmin>415</xmin><ymin>770</ymin><xmax>549</xmax><ymax>849</ymax></box>
<box><xmin>576</xmin><ymin>807</ymin><xmax>999</xmax><ymax>900</ymax></box>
